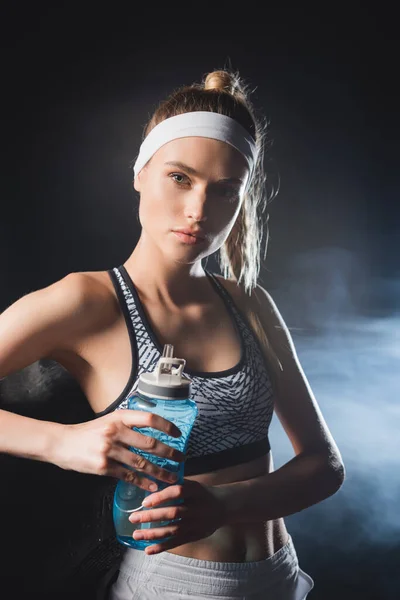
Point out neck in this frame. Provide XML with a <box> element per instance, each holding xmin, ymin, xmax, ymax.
<box><xmin>123</xmin><ymin>234</ymin><xmax>210</xmax><ymax>309</ymax></box>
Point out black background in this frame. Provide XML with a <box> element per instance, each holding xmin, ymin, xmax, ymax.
<box><xmin>0</xmin><ymin>5</ymin><xmax>399</xmax><ymax>599</ymax></box>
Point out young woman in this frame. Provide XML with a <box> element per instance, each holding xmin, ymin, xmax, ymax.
<box><xmin>0</xmin><ymin>69</ymin><xmax>344</xmax><ymax>599</ymax></box>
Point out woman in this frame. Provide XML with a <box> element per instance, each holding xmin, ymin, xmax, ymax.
<box><xmin>0</xmin><ymin>69</ymin><xmax>344</xmax><ymax>599</ymax></box>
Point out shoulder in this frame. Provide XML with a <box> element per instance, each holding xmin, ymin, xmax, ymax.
<box><xmin>63</xmin><ymin>269</ymin><xmax>119</xmax><ymax>318</ymax></box>
<box><xmin>212</xmin><ymin>274</ymin><xmax>249</xmax><ymax>314</ymax></box>
<box><xmin>213</xmin><ymin>274</ymin><xmax>285</xmax><ymax>340</ymax></box>
<box><xmin>213</xmin><ymin>274</ymin><xmax>293</xmax><ymax>369</ymax></box>
<box><xmin>0</xmin><ymin>269</ymin><xmax>120</xmax><ymax>377</ymax></box>
<box><xmin>45</xmin><ymin>269</ymin><xmax>121</xmax><ymax>344</ymax></box>
<box><xmin>249</xmin><ymin>284</ymin><xmax>289</xmax><ymax>342</ymax></box>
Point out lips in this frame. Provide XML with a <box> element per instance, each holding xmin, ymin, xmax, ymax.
<box><xmin>173</xmin><ymin>229</ymin><xmax>205</xmax><ymax>240</ymax></box>
<box><xmin>172</xmin><ymin>231</ymin><xmax>205</xmax><ymax>245</ymax></box>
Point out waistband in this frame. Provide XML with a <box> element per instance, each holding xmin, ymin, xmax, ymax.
<box><xmin>118</xmin><ymin>535</ymin><xmax>299</xmax><ymax>595</ymax></box>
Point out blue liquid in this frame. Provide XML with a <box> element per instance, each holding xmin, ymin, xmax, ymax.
<box><xmin>113</xmin><ymin>395</ymin><xmax>197</xmax><ymax>550</ymax></box>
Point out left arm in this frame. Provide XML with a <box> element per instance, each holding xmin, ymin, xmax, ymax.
<box><xmin>215</xmin><ymin>445</ymin><xmax>344</xmax><ymax>525</ymax></box>
<box><xmin>215</xmin><ymin>284</ymin><xmax>345</xmax><ymax>523</ymax></box>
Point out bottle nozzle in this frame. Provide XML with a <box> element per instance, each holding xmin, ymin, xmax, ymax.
<box><xmin>161</xmin><ymin>345</ymin><xmax>174</xmax><ymax>374</ymax></box>
<box><xmin>162</xmin><ymin>344</ymin><xmax>174</xmax><ymax>358</ymax></box>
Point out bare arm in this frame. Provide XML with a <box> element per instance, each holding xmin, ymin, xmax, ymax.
<box><xmin>0</xmin><ymin>410</ymin><xmax>63</xmax><ymax>462</ymax></box>
<box><xmin>217</xmin><ymin>284</ymin><xmax>345</xmax><ymax>523</ymax></box>
<box><xmin>0</xmin><ymin>274</ymin><xmax>184</xmax><ymax>491</ymax></box>
<box><xmin>0</xmin><ymin>274</ymin><xmax>87</xmax><ymax>461</ymax></box>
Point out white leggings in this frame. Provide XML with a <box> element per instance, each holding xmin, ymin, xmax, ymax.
<box><xmin>108</xmin><ymin>535</ymin><xmax>314</xmax><ymax>599</ymax></box>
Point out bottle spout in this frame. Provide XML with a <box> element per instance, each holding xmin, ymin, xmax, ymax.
<box><xmin>162</xmin><ymin>344</ymin><xmax>174</xmax><ymax>358</ymax></box>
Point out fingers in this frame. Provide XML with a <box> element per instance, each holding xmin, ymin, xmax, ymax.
<box><xmin>119</xmin><ymin>410</ymin><xmax>182</xmax><ymax>438</ymax></box>
<box><xmin>133</xmin><ymin>525</ymin><xmax>180</xmax><ymax>542</ymax></box>
<box><xmin>108</xmin><ymin>445</ymin><xmax>180</xmax><ymax>485</ymax></box>
<box><xmin>119</xmin><ymin>432</ymin><xmax>185</xmax><ymax>466</ymax></box>
<box><xmin>129</xmin><ymin>504</ymin><xmax>187</xmax><ymax>524</ymax></box>
<box><xmin>129</xmin><ymin>431</ymin><xmax>185</xmax><ymax>463</ymax></box>
<box><xmin>140</xmin><ymin>484</ymin><xmax>186</xmax><ymax>508</ymax></box>
<box><xmin>108</xmin><ymin>460</ymin><xmax>159</xmax><ymax>492</ymax></box>
<box><xmin>116</xmin><ymin>410</ymin><xmax>185</xmax><ymax>464</ymax></box>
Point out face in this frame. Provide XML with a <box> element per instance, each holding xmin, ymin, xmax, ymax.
<box><xmin>134</xmin><ymin>136</ymin><xmax>250</xmax><ymax>264</ymax></box>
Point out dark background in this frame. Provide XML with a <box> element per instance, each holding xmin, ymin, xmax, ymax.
<box><xmin>0</xmin><ymin>6</ymin><xmax>399</xmax><ymax>599</ymax></box>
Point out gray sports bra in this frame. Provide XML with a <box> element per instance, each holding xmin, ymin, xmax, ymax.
<box><xmin>95</xmin><ymin>265</ymin><xmax>274</xmax><ymax>475</ymax></box>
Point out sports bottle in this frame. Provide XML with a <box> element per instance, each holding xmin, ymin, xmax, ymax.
<box><xmin>112</xmin><ymin>344</ymin><xmax>197</xmax><ymax>550</ymax></box>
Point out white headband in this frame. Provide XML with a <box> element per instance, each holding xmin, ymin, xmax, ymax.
<box><xmin>133</xmin><ymin>111</ymin><xmax>257</xmax><ymax>178</ymax></box>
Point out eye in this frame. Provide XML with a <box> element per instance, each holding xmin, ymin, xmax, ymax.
<box><xmin>217</xmin><ymin>185</ymin><xmax>240</xmax><ymax>202</ymax></box>
<box><xmin>169</xmin><ymin>172</ymin><xmax>190</xmax><ymax>185</ymax></box>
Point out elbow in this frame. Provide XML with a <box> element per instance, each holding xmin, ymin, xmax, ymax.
<box><xmin>330</xmin><ymin>465</ymin><xmax>345</xmax><ymax>496</ymax></box>
<box><xmin>324</xmin><ymin>453</ymin><xmax>346</xmax><ymax>497</ymax></box>
<box><xmin>305</xmin><ymin>446</ymin><xmax>346</xmax><ymax>499</ymax></box>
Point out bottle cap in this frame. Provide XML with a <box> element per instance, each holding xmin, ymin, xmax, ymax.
<box><xmin>138</xmin><ymin>345</ymin><xmax>192</xmax><ymax>400</ymax></box>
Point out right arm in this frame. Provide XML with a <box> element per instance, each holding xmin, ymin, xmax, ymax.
<box><xmin>0</xmin><ymin>273</ymin><xmax>184</xmax><ymax>491</ymax></box>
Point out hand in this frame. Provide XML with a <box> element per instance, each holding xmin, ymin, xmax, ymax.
<box><xmin>128</xmin><ymin>479</ymin><xmax>228</xmax><ymax>554</ymax></box>
<box><xmin>53</xmin><ymin>409</ymin><xmax>185</xmax><ymax>492</ymax></box>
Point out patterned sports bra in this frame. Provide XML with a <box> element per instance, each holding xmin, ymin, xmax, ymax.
<box><xmin>95</xmin><ymin>265</ymin><xmax>275</xmax><ymax>475</ymax></box>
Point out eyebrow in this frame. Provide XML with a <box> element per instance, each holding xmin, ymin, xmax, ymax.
<box><xmin>164</xmin><ymin>161</ymin><xmax>244</xmax><ymax>185</ymax></box>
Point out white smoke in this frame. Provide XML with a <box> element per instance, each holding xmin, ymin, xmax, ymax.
<box><xmin>267</xmin><ymin>247</ymin><xmax>400</xmax><ymax>545</ymax></box>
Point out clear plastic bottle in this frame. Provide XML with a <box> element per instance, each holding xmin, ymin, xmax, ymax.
<box><xmin>112</xmin><ymin>344</ymin><xmax>198</xmax><ymax>550</ymax></box>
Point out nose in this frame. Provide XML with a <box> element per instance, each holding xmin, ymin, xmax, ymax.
<box><xmin>183</xmin><ymin>187</ymin><xmax>209</xmax><ymax>222</ymax></box>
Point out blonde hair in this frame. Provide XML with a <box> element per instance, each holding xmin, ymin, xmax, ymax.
<box><xmin>142</xmin><ymin>69</ymin><xmax>281</xmax><ymax>374</ymax></box>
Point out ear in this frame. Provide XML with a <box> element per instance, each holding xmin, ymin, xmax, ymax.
<box><xmin>133</xmin><ymin>172</ymin><xmax>141</xmax><ymax>192</ymax></box>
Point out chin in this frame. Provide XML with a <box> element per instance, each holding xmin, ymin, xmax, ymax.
<box><xmin>167</xmin><ymin>245</ymin><xmax>210</xmax><ymax>265</ymax></box>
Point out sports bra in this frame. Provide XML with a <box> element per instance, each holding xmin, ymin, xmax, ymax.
<box><xmin>95</xmin><ymin>265</ymin><xmax>275</xmax><ymax>475</ymax></box>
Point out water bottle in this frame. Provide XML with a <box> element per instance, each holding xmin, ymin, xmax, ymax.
<box><xmin>112</xmin><ymin>344</ymin><xmax>198</xmax><ymax>550</ymax></box>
